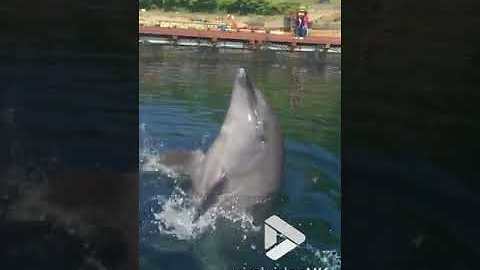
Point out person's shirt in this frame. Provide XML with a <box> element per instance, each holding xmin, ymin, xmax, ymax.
<box><xmin>303</xmin><ymin>15</ymin><xmax>309</xmax><ymax>28</ymax></box>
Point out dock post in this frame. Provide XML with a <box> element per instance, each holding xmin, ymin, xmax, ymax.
<box><xmin>248</xmin><ymin>39</ymin><xmax>256</xmax><ymax>50</ymax></box>
<box><xmin>290</xmin><ymin>40</ymin><xmax>297</xmax><ymax>52</ymax></box>
<box><xmin>172</xmin><ymin>35</ymin><xmax>178</xmax><ymax>46</ymax></box>
<box><xmin>257</xmin><ymin>40</ymin><xmax>264</xmax><ymax>50</ymax></box>
<box><xmin>211</xmin><ymin>37</ymin><xmax>218</xmax><ymax>48</ymax></box>
<box><xmin>323</xmin><ymin>43</ymin><xmax>331</xmax><ymax>53</ymax></box>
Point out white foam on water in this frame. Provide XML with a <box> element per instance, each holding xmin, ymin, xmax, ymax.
<box><xmin>139</xmin><ymin>123</ymin><xmax>177</xmax><ymax>176</ymax></box>
<box><xmin>152</xmin><ymin>187</ymin><xmax>215</xmax><ymax>240</ymax></box>
<box><xmin>303</xmin><ymin>243</ymin><xmax>342</xmax><ymax>270</ymax></box>
<box><xmin>151</xmin><ymin>186</ymin><xmax>259</xmax><ymax>240</ymax></box>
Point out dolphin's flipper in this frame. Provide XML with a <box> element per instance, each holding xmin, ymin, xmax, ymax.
<box><xmin>141</xmin><ymin>150</ymin><xmax>204</xmax><ymax>176</ymax></box>
<box><xmin>160</xmin><ymin>149</ymin><xmax>205</xmax><ymax>175</ymax></box>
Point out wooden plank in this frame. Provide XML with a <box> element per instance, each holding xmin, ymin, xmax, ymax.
<box><xmin>139</xmin><ymin>26</ymin><xmax>341</xmax><ymax>46</ymax></box>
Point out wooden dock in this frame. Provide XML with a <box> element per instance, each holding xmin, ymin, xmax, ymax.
<box><xmin>139</xmin><ymin>26</ymin><xmax>341</xmax><ymax>53</ymax></box>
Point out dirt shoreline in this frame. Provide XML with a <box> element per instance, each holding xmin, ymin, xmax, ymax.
<box><xmin>139</xmin><ymin>6</ymin><xmax>340</xmax><ymax>38</ymax></box>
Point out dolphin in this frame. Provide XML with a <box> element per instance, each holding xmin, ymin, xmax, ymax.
<box><xmin>144</xmin><ymin>68</ymin><xmax>283</xmax><ymax>218</ymax></box>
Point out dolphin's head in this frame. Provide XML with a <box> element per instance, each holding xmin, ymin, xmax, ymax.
<box><xmin>223</xmin><ymin>68</ymin><xmax>272</xmax><ymax>143</ymax></box>
<box><xmin>232</xmin><ymin>68</ymin><xmax>260</xmax><ymax>110</ymax></box>
<box><xmin>227</xmin><ymin>68</ymin><xmax>270</xmax><ymax>131</ymax></box>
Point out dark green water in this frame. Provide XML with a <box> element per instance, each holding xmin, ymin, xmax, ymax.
<box><xmin>139</xmin><ymin>45</ymin><xmax>341</xmax><ymax>270</ymax></box>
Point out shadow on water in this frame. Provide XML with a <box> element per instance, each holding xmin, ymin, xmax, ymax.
<box><xmin>1</xmin><ymin>50</ymin><xmax>138</xmax><ymax>270</ymax></box>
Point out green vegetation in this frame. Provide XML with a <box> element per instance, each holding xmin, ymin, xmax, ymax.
<box><xmin>139</xmin><ymin>0</ymin><xmax>300</xmax><ymax>15</ymax></box>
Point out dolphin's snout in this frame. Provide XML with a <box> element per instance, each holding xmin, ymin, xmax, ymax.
<box><xmin>232</xmin><ymin>68</ymin><xmax>259</xmax><ymax>112</ymax></box>
<box><xmin>235</xmin><ymin>68</ymin><xmax>248</xmax><ymax>87</ymax></box>
<box><xmin>237</xmin><ymin>68</ymin><xmax>247</xmax><ymax>77</ymax></box>
<box><xmin>235</xmin><ymin>68</ymin><xmax>253</xmax><ymax>89</ymax></box>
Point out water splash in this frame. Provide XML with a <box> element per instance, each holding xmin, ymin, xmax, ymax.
<box><xmin>139</xmin><ymin>123</ymin><xmax>174</xmax><ymax>175</ymax></box>
<box><xmin>151</xmin><ymin>186</ymin><xmax>260</xmax><ymax>241</ymax></box>
<box><xmin>152</xmin><ymin>187</ymin><xmax>214</xmax><ymax>240</ymax></box>
<box><xmin>302</xmin><ymin>244</ymin><xmax>341</xmax><ymax>270</ymax></box>
<box><xmin>141</xmin><ymin>123</ymin><xmax>260</xmax><ymax>240</ymax></box>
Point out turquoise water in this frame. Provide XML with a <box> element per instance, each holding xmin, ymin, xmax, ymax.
<box><xmin>139</xmin><ymin>45</ymin><xmax>341</xmax><ymax>270</ymax></box>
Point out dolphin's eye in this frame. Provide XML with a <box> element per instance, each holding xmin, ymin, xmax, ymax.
<box><xmin>256</xmin><ymin>120</ymin><xmax>264</xmax><ymax>131</ymax></box>
<box><xmin>259</xmin><ymin>134</ymin><xmax>266</xmax><ymax>143</ymax></box>
<box><xmin>256</xmin><ymin>120</ymin><xmax>266</xmax><ymax>143</ymax></box>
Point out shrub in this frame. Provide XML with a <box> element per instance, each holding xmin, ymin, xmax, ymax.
<box><xmin>272</xmin><ymin>1</ymin><xmax>299</xmax><ymax>14</ymax></box>
<box><xmin>163</xmin><ymin>0</ymin><xmax>189</xmax><ymax>11</ymax></box>
<box><xmin>218</xmin><ymin>0</ymin><xmax>236</xmax><ymax>11</ymax></box>
<box><xmin>188</xmin><ymin>0</ymin><xmax>218</xmax><ymax>12</ymax></box>
<box><xmin>139</xmin><ymin>0</ymin><xmax>164</xmax><ymax>9</ymax></box>
<box><xmin>220</xmin><ymin>0</ymin><xmax>275</xmax><ymax>15</ymax></box>
<box><xmin>139</xmin><ymin>0</ymin><xmax>153</xmax><ymax>9</ymax></box>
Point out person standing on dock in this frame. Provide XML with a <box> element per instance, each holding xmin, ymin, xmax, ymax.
<box><xmin>295</xmin><ymin>7</ymin><xmax>309</xmax><ymax>39</ymax></box>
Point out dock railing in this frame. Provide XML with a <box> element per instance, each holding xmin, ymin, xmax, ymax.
<box><xmin>141</xmin><ymin>20</ymin><xmax>230</xmax><ymax>31</ymax></box>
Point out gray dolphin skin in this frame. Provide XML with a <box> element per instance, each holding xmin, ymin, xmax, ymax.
<box><xmin>149</xmin><ymin>68</ymin><xmax>283</xmax><ymax>217</ymax></box>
